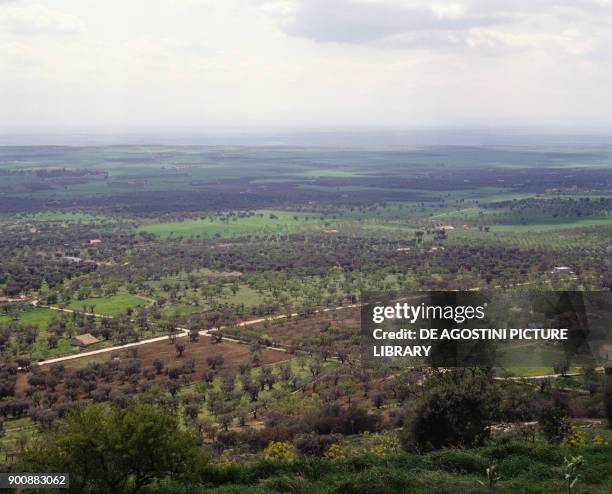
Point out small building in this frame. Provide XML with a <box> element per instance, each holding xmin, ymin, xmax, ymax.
<box><xmin>89</xmin><ymin>239</ymin><xmax>102</xmax><ymax>245</ymax></box>
<box><xmin>70</xmin><ymin>333</ymin><xmax>100</xmax><ymax>347</ymax></box>
<box><xmin>62</xmin><ymin>256</ymin><xmax>83</xmax><ymax>263</ymax></box>
<box><xmin>552</xmin><ymin>266</ymin><xmax>573</xmax><ymax>275</ymax></box>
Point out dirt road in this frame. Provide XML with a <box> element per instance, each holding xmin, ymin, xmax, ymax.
<box><xmin>34</xmin><ymin>303</ymin><xmax>360</xmax><ymax>366</ymax></box>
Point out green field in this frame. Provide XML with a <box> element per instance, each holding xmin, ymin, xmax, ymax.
<box><xmin>0</xmin><ymin>307</ymin><xmax>58</xmax><ymax>327</ymax></box>
<box><xmin>497</xmin><ymin>340</ymin><xmax>596</xmax><ymax>370</ymax></box>
<box><xmin>432</xmin><ymin>204</ymin><xmax>612</xmax><ymax>232</ymax></box>
<box><xmin>139</xmin><ymin>210</ymin><xmax>328</xmax><ymax>239</ymax></box>
<box><xmin>488</xmin><ymin>218</ymin><xmax>612</xmax><ymax>232</ymax></box>
<box><xmin>67</xmin><ymin>293</ymin><xmax>148</xmax><ymax>316</ymax></box>
<box><xmin>0</xmin><ymin>306</ymin><xmax>106</xmax><ymax>360</ymax></box>
<box><xmin>160</xmin><ymin>282</ymin><xmax>268</xmax><ymax>316</ymax></box>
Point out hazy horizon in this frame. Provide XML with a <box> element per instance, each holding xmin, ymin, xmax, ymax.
<box><xmin>1</xmin><ymin>127</ymin><xmax>612</xmax><ymax>147</ymax></box>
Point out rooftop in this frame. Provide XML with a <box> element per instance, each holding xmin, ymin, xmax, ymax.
<box><xmin>71</xmin><ymin>333</ymin><xmax>100</xmax><ymax>346</ymax></box>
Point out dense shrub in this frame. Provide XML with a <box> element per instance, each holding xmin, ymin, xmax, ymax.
<box><xmin>0</xmin><ymin>363</ymin><xmax>17</xmax><ymax>399</ymax></box>
<box><xmin>264</xmin><ymin>404</ymin><xmax>380</xmax><ymax>438</ymax></box>
<box><xmin>216</xmin><ymin>431</ymin><xmax>239</xmax><ymax>447</ymax></box>
<box><xmin>401</xmin><ymin>378</ymin><xmax>497</xmax><ymax>452</ymax></box>
<box><xmin>604</xmin><ymin>379</ymin><xmax>612</xmax><ymax>428</ymax></box>
<box><xmin>232</xmin><ymin>428</ymin><xmax>269</xmax><ymax>453</ymax></box>
<box><xmin>263</xmin><ymin>441</ymin><xmax>295</xmax><ymax>463</ymax></box>
<box><xmin>499</xmin><ymin>389</ymin><xmax>548</xmax><ymax>422</ymax></box>
<box><xmin>538</xmin><ymin>405</ymin><xmax>571</xmax><ymax>443</ymax></box>
<box><xmin>17</xmin><ymin>403</ymin><xmax>207</xmax><ymax>493</ymax></box>
<box><xmin>306</xmin><ymin>404</ymin><xmax>380</xmax><ymax>435</ymax></box>
<box><xmin>259</xmin><ymin>426</ymin><xmax>294</xmax><ymax>445</ymax></box>
<box><xmin>294</xmin><ymin>433</ymin><xmax>341</xmax><ymax>457</ymax></box>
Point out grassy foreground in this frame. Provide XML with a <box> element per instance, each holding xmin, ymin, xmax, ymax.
<box><xmin>151</xmin><ymin>441</ymin><xmax>612</xmax><ymax>494</ymax></box>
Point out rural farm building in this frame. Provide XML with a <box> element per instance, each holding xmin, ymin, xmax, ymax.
<box><xmin>551</xmin><ymin>266</ymin><xmax>573</xmax><ymax>274</ymax></box>
<box><xmin>70</xmin><ymin>333</ymin><xmax>100</xmax><ymax>347</ymax></box>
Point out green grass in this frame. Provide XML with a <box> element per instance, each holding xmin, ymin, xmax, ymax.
<box><xmin>28</xmin><ymin>335</ymin><xmax>86</xmax><ymax>361</ymax></box>
<box><xmin>144</xmin><ymin>269</ymin><xmax>270</xmax><ymax>315</ymax></box>
<box><xmin>225</xmin><ymin>285</ymin><xmax>267</xmax><ymax>306</ymax></box>
<box><xmin>442</xmin><ymin>224</ymin><xmax>612</xmax><ymax>255</ymax></box>
<box><xmin>139</xmin><ymin>210</ymin><xmax>327</xmax><ymax>239</ymax></box>
<box><xmin>153</xmin><ymin>439</ymin><xmax>612</xmax><ymax>493</ymax></box>
<box><xmin>0</xmin><ymin>417</ymin><xmax>37</xmax><ymax>454</ymax></box>
<box><xmin>67</xmin><ymin>293</ymin><xmax>147</xmax><ymax>316</ymax></box>
<box><xmin>432</xmin><ymin>203</ymin><xmax>612</xmax><ymax>232</ymax></box>
<box><xmin>0</xmin><ymin>307</ymin><xmax>57</xmax><ymax>327</ymax></box>
<box><xmin>177</xmin><ymin>355</ymin><xmax>333</xmax><ymax>424</ymax></box>
<box><xmin>496</xmin><ymin>366</ymin><xmax>580</xmax><ymax>378</ymax></box>
<box><xmin>497</xmin><ymin>340</ymin><xmax>596</xmax><ymax>368</ymax></box>
<box><xmin>0</xmin><ymin>306</ymin><xmax>92</xmax><ymax>360</ymax></box>
<box><xmin>489</xmin><ymin>218</ymin><xmax>612</xmax><ymax>232</ymax></box>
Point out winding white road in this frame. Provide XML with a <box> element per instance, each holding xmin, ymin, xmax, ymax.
<box><xmin>34</xmin><ymin>303</ymin><xmax>360</xmax><ymax>366</ymax></box>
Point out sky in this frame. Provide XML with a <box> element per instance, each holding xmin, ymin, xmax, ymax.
<box><xmin>0</xmin><ymin>0</ymin><xmax>611</xmax><ymax>133</ymax></box>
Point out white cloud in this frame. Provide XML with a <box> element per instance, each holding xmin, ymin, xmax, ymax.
<box><xmin>0</xmin><ymin>3</ymin><xmax>84</xmax><ymax>35</ymax></box>
<box><xmin>0</xmin><ymin>0</ymin><xmax>610</xmax><ymax>130</ymax></box>
<box><xmin>0</xmin><ymin>38</ymin><xmax>39</xmax><ymax>66</ymax></box>
<box><xmin>256</xmin><ymin>0</ymin><xmax>611</xmax><ymax>55</ymax></box>
<box><xmin>258</xmin><ymin>0</ymin><xmax>513</xmax><ymax>44</ymax></box>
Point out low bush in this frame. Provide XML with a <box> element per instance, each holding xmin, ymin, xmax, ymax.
<box><xmin>294</xmin><ymin>433</ymin><xmax>341</xmax><ymax>457</ymax></box>
<box><xmin>604</xmin><ymin>379</ymin><xmax>612</xmax><ymax>428</ymax></box>
<box><xmin>427</xmin><ymin>449</ymin><xmax>489</xmax><ymax>474</ymax></box>
<box><xmin>538</xmin><ymin>405</ymin><xmax>571</xmax><ymax>442</ymax></box>
<box><xmin>401</xmin><ymin>378</ymin><xmax>497</xmax><ymax>452</ymax></box>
